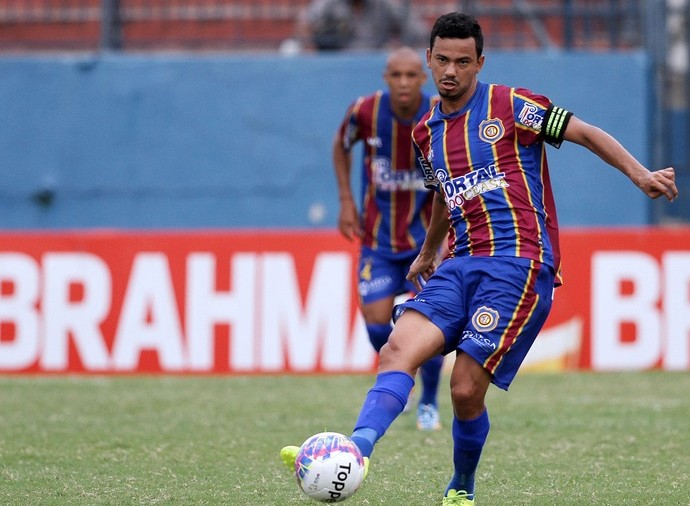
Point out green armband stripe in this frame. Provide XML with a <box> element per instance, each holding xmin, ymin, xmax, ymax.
<box><xmin>546</xmin><ymin>107</ymin><xmax>568</xmax><ymax>138</ymax></box>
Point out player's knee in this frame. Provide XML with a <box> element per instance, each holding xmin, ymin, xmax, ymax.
<box><xmin>450</xmin><ymin>381</ymin><xmax>479</xmax><ymax>406</ymax></box>
<box><xmin>377</xmin><ymin>333</ymin><xmax>415</xmax><ymax>373</ymax></box>
<box><xmin>366</xmin><ymin>323</ymin><xmax>392</xmax><ymax>353</ymax></box>
<box><xmin>450</xmin><ymin>373</ymin><xmax>489</xmax><ymax>417</ymax></box>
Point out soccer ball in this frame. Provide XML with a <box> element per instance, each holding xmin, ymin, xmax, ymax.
<box><xmin>294</xmin><ymin>431</ymin><xmax>365</xmax><ymax>503</ymax></box>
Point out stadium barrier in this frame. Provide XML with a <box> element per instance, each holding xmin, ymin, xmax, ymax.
<box><xmin>0</xmin><ymin>227</ymin><xmax>688</xmax><ymax>374</ymax></box>
<box><xmin>0</xmin><ymin>52</ymin><xmax>655</xmax><ymax>229</ymax></box>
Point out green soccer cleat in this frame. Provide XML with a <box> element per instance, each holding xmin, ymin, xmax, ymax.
<box><xmin>280</xmin><ymin>445</ymin><xmax>300</xmax><ymax>472</ymax></box>
<box><xmin>442</xmin><ymin>489</ymin><xmax>475</xmax><ymax>505</ymax></box>
<box><xmin>279</xmin><ymin>445</ymin><xmax>370</xmax><ymax>479</ymax></box>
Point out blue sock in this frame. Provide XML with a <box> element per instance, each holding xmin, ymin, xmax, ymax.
<box><xmin>366</xmin><ymin>323</ymin><xmax>392</xmax><ymax>352</ymax></box>
<box><xmin>418</xmin><ymin>355</ymin><xmax>443</xmax><ymax>406</ymax></box>
<box><xmin>351</xmin><ymin>370</ymin><xmax>415</xmax><ymax>457</ymax></box>
<box><xmin>446</xmin><ymin>409</ymin><xmax>490</xmax><ymax>498</ymax></box>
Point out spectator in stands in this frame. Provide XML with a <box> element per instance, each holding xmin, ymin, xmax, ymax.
<box><xmin>292</xmin><ymin>0</ymin><xmax>428</xmax><ymax>51</ymax></box>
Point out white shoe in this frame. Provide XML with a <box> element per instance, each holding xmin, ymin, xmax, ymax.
<box><xmin>416</xmin><ymin>403</ymin><xmax>441</xmax><ymax>431</ymax></box>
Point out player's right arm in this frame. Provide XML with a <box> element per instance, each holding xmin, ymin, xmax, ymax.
<box><xmin>407</xmin><ymin>192</ymin><xmax>449</xmax><ymax>291</ymax></box>
<box><xmin>332</xmin><ymin>131</ymin><xmax>362</xmax><ymax>241</ymax></box>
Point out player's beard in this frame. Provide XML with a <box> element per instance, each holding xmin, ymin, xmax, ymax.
<box><xmin>438</xmin><ymin>87</ymin><xmax>466</xmax><ymax>103</ymax></box>
<box><xmin>438</xmin><ymin>78</ymin><xmax>474</xmax><ymax>106</ymax></box>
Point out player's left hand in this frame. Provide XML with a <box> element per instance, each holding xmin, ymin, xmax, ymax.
<box><xmin>639</xmin><ymin>167</ymin><xmax>678</xmax><ymax>201</ymax></box>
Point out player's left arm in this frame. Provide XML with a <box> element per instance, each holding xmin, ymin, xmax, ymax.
<box><xmin>563</xmin><ymin>115</ymin><xmax>678</xmax><ymax>202</ymax></box>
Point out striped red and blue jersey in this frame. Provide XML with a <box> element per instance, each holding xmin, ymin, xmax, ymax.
<box><xmin>412</xmin><ymin>82</ymin><xmax>566</xmax><ymax>285</ymax></box>
<box><xmin>337</xmin><ymin>91</ymin><xmax>438</xmax><ymax>257</ymax></box>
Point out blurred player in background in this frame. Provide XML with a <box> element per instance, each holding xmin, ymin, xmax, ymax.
<box><xmin>283</xmin><ymin>12</ymin><xmax>678</xmax><ymax>505</ymax></box>
<box><xmin>334</xmin><ymin>46</ymin><xmax>445</xmax><ymax>431</ymax></box>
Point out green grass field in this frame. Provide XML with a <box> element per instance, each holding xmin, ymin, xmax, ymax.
<box><xmin>1</xmin><ymin>372</ymin><xmax>689</xmax><ymax>505</ymax></box>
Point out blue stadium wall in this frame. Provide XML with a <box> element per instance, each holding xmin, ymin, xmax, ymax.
<box><xmin>0</xmin><ymin>51</ymin><xmax>651</xmax><ymax>229</ymax></box>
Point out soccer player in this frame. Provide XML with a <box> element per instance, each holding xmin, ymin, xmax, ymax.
<box><xmin>282</xmin><ymin>12</ymin><xmax>678</xmax><ymax>505</ymax></box>
<box><xmin>334</xmin><ymin>46</ymin><xmax>445</xmax><ymax>431</ymax></box>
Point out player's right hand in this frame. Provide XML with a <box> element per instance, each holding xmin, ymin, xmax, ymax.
<box><xmin>406</xmin><ymin>251</ymin><xmax>436</xmax><ymax>292</ymax></box>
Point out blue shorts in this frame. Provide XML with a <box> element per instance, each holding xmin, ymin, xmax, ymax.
<box><xmin>357</xmin><ymin>247</ymin><xmax>419</xmax><ymax>305</ymax></box>
<box><xmin>395</xmin><ymin>256</ymin><xmax>555</xmax><ymax>390</ymax></box>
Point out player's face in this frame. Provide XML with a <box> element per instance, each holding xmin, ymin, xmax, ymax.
<box><xmin>427</xmin><ymin>37</ymin><xmax>484</xmax><ymax>112</ymax></box>
<box><xmin>384</xmin><ymin>58</ymin><xmax>427</xmax><ymax>111</ymax></box>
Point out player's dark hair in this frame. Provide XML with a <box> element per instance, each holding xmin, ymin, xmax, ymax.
<box><xmin>430</xmin><ymin>12</ymin><xmax>483</xmax><ymax>57</ymax></box>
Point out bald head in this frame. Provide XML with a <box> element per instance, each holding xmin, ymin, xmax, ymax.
<box><xmin>386</xmin><ymin>46</ymin><xmax>424</xmax><ymax>73</ymax></box>
<box><xmin>383</xmin><ymin>46</ymin><xmax>428</xmax><ymax>119</ymax></box>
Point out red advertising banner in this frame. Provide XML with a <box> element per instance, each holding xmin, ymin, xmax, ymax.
<box><xmin>0</xmin><ymin>228</ymin><xmax>688</xmax><ymax>374</ymax></box>
<box><xmin>540</xmin><ymin>227</ymin><xmax>690</xmax><ymax>372</ymax></box>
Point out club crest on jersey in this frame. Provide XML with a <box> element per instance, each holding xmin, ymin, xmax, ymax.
<box><xmin>472</xmin><ymin>306</ymin><xmax>500</xmax><ymax>332</ymax></box>
<box><xmin>478</xmin><ymin>118</ymin><xmax>505</xmax><ymax>144</ymax></box>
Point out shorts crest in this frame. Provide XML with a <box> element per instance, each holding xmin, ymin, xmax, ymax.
<box><xmin>472</xmin><ymin>306</ymin><xmax>500</xmax><ymax>332</ymax></box>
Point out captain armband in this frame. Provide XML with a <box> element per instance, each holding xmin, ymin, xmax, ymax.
<box><xmin>542</xmin><ymin>105</ymin><xmax>573</xmax><ymax>148</ymax></box>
